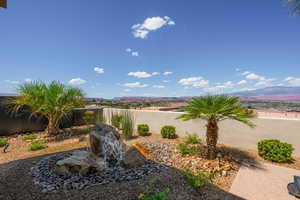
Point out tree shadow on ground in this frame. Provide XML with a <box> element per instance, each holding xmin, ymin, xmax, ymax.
<box><xmin>0</xmin><ymin>148</ymin><xmax>246</xmax><ymax>200</ymax></box>
<box><xmin>217</xmin><ymin>145</ymin><xmax>266</xmax><ymax>171</ymax></box>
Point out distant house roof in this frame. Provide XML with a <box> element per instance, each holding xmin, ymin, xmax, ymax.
<box><xmin>0</xmin><ymin>0</ymin><xmax>7</xmax><ymax>8</ymax></box>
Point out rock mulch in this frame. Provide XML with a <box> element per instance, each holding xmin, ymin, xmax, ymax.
<box><xmin>31</xmin><ymin>151</ymin><xmax>169</xmax><ymax>192</ymax></box>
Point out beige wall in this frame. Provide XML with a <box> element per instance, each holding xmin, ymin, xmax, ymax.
<box><xmin>104</xmin><ymin>108</ymin><xmax>300</xmax><ymax>156</ymax></box>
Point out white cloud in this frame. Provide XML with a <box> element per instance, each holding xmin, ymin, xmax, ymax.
<box><xmin>216</xmin><ymin>81</ymin><xmax>234</xmax><ymax>89</ymax></box>
<box><xmin>203</xmin><ymin>81</ymin><xmax>234</xmax><ymax>93</ymax></box>
<box><xmin>255</xmin><ymin>78</ymin><xmax>276</xmax><ymax>86</ymax></box>
<box><xmin>153</xmin><ymin>85</ymin><xmax>165</xmax><ymax>88</ymax></box>
<box><xmin>122</xmin><ymin>82</ymin><xmax>148</xmax><ymax>88</ymax></box>
<box><xmin>284</xmin><ymin>77</ymin><xmax>300</xmax><ymax>86</ymax></box>
<box><xmin>237</xmin><ymin>80</ymin><xmax>247</xmax><ymax>85</ymax></box>
<box><xmin>152</xmin><ymin>72</ymin><xmax>160</xmax><ymax>76</ymax></box>
<box><xmin>124</xmin><ymin>89</ymin><xmax>131</xmax><ymax>92</ymax></box>
<box><xmin>25</xmin><ymin>78</ymin><xmax>32</xmax><ymax>83</ymax></box>
<box><xmin>126</xmin><ymin>48</ymin><xmax>132</xmax><ymax>52</ymax></box>
<box><xmin>94</xmin><ymin>67</ymin><xmax>104</xmax><ymax>74</ymax></box>
<box><xmin>163</xmin><ymin>80</ymin><xmax>170</xmax><ymax>83</ymax></box>
<box><xmin>239</xmin><ymin>88</ymin><xmax>256</xmax><ymax>92</ymax></box>
<box><xmin>163</xmin><ymin>71</ymin><xmax>173</xmax><ymax>75</ymax></box>
<box><xmin>132</xmin><ymin>16</ymin><xmax>175</xmax><ymax>39</ymax></box>
<box><xmin>128</xmin><ymin>71</ymin><xmax>152</xmax><ymax>78</ymax></box>
<box><xmin>131</xmin><ymin>51</ymin><xmax>139</xmax><ymax>56</ymax></box>
<box><xmin>245</xmin><ymin>73</ymin><xmax>263</xmax><ymax>80</ymax></box>
<box><xmin>5</xmin><ymin>80</ymin><xmax>20</xmax><ymax>85</ymax></box>
<box><xmin>178</xmin><ymin>77</ymin><xmax>209</xmax><ymax>88</ymax></box>
<box><xmin>68</xmin><ymin>78</ymin><xmax>86</xmax><ymax>85</ymax></box>
<box><xmin>242</xmin><ymin>71</ymin><xmax>251</xmax><ymax>76</ymax></box>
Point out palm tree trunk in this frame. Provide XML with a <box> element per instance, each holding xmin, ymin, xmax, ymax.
<box><xmin>206</xmin><ymin>119</ymin><xmax>219</xmax><ymax>160</ymax></box>
<box><xmin>47</xmin><ymin>118</ymin><xmax>59</xmax><ymax>134</ymax></box>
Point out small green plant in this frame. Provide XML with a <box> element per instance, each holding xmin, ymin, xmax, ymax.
<box><xmin>111</xmin><ymin>112</ymin><xmax>123</xmax><ymax>129</ymax></box>
<box><xmin>0</xmin><ymin>138</ymin><xmax>8</xmax><ymax>147</ymax></box>
<box><xmin>177</xmin><ymin>143</ymin><xmax>201</xmax><ymax>155</ymax></box>
<box><xmin>182</xmin><ymin>170</ymin><xmax>210</xmax><ymax>189</ymax></box>
<box><xmin>161</xmin><ymin>126</ymin><xmax>176</xmax><ymax>139</ymax></box>
<box><xmin>97</xmin><ymin>109</ymin><xmax>106</xmax><ymax>124</ymax></box>
<box><xmin>83</xmin><ymin>110</ymin><xmax>95</xmax><ymax>125</ymax></box>
<box><xmin>23</xmin><ymin>135</ymin><xmax>38</xmax><ymax>141</ymax></box>
<box><xmin>27</xmin><ymin>140</ymin><xmax>47</xmax><ymax>151</ymax></box>
<box><xmin>121</xmin><ymin>111</ymin><xmax>135</xmax><ymax>140</ymax></box>
<box><xmin>138</xmin><ymin>188</ymin><xmax>171</xmax><ymax>200</ymax></box>
<box><xmin>138</xmin><ymin>124</ymin><xmax>150</xmax><ymax>136</ymax></box>
<box><xmin>80</xmin><ymin>127</ymin><xmax>91</xmax><ymax>134</ymax></box>
<box><xmin>185</xmin><ymin>134</ymin><xmax>200</xmax><ymax>144</ymax></box>
<box><xmin>258</xmin><ymin>139</ymin><xmax>294</xmax><ymax>162</ymax></box>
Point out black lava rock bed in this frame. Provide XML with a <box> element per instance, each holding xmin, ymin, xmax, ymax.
<box><xmin>31</xmin><ymin>151</ymin><xmax>169</xmax><ymax>193</ymax></box>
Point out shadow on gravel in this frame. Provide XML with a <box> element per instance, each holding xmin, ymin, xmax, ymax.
<box><xmin>0</xmin><ymin>148</ymin><xmax>246</xmax><ymax>200</ymax></box>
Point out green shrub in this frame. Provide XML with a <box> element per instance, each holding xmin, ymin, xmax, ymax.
<box><xmin>186</xmin><ymin>134</ymin><xmax>200</xmax><ymax>144</ymax></box>
<box><xmin>27</xmin><ymin>140</ymin><xmax>47</xmax><ymax>151</ymax></box>
<box><xmin>161</xmin><ymin>126</ymin><xmax>176</xmax><ymax>139</ymax></box>
<box><xmin>0</xmin><ymin>138</ymin><xmax>8</xmax><ymax>147</ymax></box>
<box><xmin>83</xmin><ymin>110</ymin><xmax>95</xmax><ymax>125</ymax></box>
<box><xmin>23</xmin><ymin>135</ymin><xmax>38</xmax><ymax>141</ymax></box>
<box><xmin>177</xmin><ymin>143</ymin><xmax>201</xmax><ymax>155</ymax></box>
<box><xmin>138</xmin><ymin>188</ymin><xmax>171</xmax><ymax>200</ymax></box>
<box><xmin>182</xmin><ymin>170</ymin><xmax>210</xmax><ymax>189</ymax></box>
<box><xmin>258</xmin><ymin>139</ymin><xmax>294</xmax><ymax>162</ymax></box>
<box><xmin>97</xmin><ymin>109</ymin><xmax>106</xmax><ymax>124</ymax></box>
<box><xmin>121</xmin><ymin>111</ymin><xmax>135</xmax><ymax>140</ymax></box>
<box><xmin>138</xmin><ymin>124</ymin><xmax>150</xmax><ymax>136</ymax></box>
<box><xmin>111</xmin><ymin>112</ymin><xmax>123</xmax><ymax>129</ymax></box>
<box><xmin>80</xmin><ymin>127</ymin><xmax>91</xmax><ymax>134</ymax></box>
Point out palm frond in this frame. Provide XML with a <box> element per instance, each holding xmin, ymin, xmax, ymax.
<box><xmin>178</xmin><ymin>95</ymin><xmax>256</xmax><ymax>128</ymax></box>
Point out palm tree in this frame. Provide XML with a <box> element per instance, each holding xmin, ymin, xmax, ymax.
<box><xmin>177</xmin><ymin>95</ymin><xmax>256</xmax><ymax>160</ymax></box>
<box><xmin>12</xmin><ymin>81</ymin><xmax>85</xmax><ymax>134</ymax></box>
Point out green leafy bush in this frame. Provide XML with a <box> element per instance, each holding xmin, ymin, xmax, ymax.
<box><xmin>186</xmin><ymin>134</ymin><xmax>200</xmax><ymax>144</ymax></box>
<box><xmin>111</xmin><ymin>113</ymin><xmax>123</xmax><ymax>129</ymax></box>
<box><xmin>258</xmin><ymin>139</ymin><xmax>294</xmax><ymax>162</ymax></box>
<box><xmin>121</xmin><ymin>111</ymin><xmax>135</xmax><ymax>140</ymax></box>
<box><xmin>138</xmin><ymin>124</ymin><xmax>150</xmax><ymax>136</ymax></box>
<box><xmin>80</xmin><ymin>127</ymin><xmax>91</xmax><ymax>134</ymax></box>
<box><xmin>177</xmin><ymin>143</ymin><xmax>201</xmax><ymax>155</ymax></box>
<box><xmin>27</xmin><ymin>140</ymin><xmax>47</xmax><ymax>151</ymax></box>
<box><xmin>138</xmin><ymin>188</ymin><xmax>171</xmax><ymax>200</ymax></box>
<box><xmin>23</xmin><ymin>135</ymin><xmax>38</xmax><ymax>141</ymax></box>
<box><xmin>161</xmin><ymin>126</ymin><xmax>176</xmax><ymax>139</ymax></box>
<box><xmin>182</xmin><ymin>170</ymin><xmax>210</xmax><ymax>189</ymax></box>
<box><xmin>83</xmin><ymin>110</ymin><xmax>95</xmax><ymax>125</ymax></box>
<box><xmin>0</xmin><ymin>138</ymin><xmax>8</xmax><ymax>147</ymax></box>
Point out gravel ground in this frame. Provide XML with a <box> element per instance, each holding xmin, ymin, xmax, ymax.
<box><xmin>1</xmin><ymin>127</ymin><xmax>298</xmax><ymax>200</ymax></box>
<box><xmin>0</xmin><ymin>151</ymin><xmax>243</xmax><ymax>200</ymax></box>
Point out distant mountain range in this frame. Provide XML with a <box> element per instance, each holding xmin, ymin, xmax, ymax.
<box><xmin>232</xmin><ymin>86</ymin><xmax>300</xmax><ymax>100</ymax></box>
<box><xmin>0</xmin><ymin>93</ymin><xmax>17</xmax><ymax>97</ymax></box>
<box><xmin>2</xmin><ymin>86</ymin><xmax>300</xmax><ymax>101</ymax></box>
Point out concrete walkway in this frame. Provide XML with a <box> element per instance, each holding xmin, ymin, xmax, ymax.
<box><xmin>230</xmin><ymin>162</ymin><xmax>300</xmax><ymax>200</ymax></box>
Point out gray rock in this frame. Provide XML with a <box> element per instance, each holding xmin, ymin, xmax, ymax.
<box><xmin>121</xmin><ymin>146</ymin><xmax>147</xmax><ymax>168</ymax></box>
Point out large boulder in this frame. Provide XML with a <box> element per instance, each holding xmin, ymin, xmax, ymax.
<box><xmin>54</xmin><ymin>123</ymin><xmax>147</xmax><ymax>176</ymax></box>
<box><xmin>55</xmin><ymin>150</ymin><xmax>105</xmax><ymax>176</ymax></box>
<box><xmin>122</xmin><ymin>146</ymin><xmax>147</xmax><ymax>168</ymax></box>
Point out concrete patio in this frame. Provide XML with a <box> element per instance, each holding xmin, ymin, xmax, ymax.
<box><xmin>230</xmin><ymin>162</ymin><xmax>300</xmax><ymax>200</ymax></box>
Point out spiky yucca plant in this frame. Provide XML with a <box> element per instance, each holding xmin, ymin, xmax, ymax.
<box><xmin>12</xmin><ymin>81</ymin><xmax>85</xmax><ymax>134</ymax></box>
<box><xmin>177</xmin><ymin>95</ymin><xmax>256</xmax><ymax>159</ymax></box>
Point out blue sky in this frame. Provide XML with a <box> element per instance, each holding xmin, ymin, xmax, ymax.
<box><xmin>0</xmin><ymin>0</ymin><xmax>300</xmax><ymax>98</ymax></box>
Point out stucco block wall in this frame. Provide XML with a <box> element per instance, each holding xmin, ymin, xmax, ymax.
<box><xmin>104</xmin><ymin>108</ymin><xmax>300</xmax><ymax>156</ymax></box>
